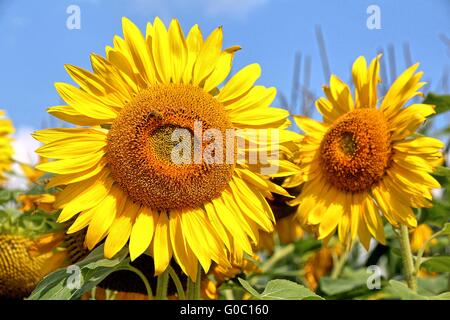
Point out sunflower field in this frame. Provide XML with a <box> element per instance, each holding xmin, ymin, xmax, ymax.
<box><xmin>0</xmin><ymin>3</ymin><xmax>449</xmax><ymax>304</ymax></box>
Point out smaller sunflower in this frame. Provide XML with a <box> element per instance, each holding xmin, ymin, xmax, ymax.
<box><xmin>18</xmin><ymin>193</ymin><xmax>56</xmax><ymax>214</ymax></box>
<box><xmin>0</xmin><ymin>233</ymin><xmax>66</xmax><ymax>299</ymax></box>
<box><xmin>303</xmin><ymin>244</ymin><xmax>342</xmax><ymax>292</ymax></box>
<box><xmin>291</xmin><ymin>55</ymin><xmax>444</xmax><ymax>249</ymax></box>
<box><xmin>19</xmin><ymin>156</ymin><xmax>48</xmax><ymax>185</ymax></box>
<box><xmin>0</xmin><ymin>110</ymin><xmax>14</xmax><ymax>184</ymax></box>
<box><xmin>410</xmin><ymin>224</ymin><xmax>437</xmax><ymax>253</ymax></box>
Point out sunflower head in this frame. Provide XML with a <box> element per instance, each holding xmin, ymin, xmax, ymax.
<box><xmin>34</xmin><ymin>17</ymin><xmax>300</xmax><ymax>281</ymax></box>
<box><xmin>0</xmin><ymin>110</ymin><xmax>14</xmax><ymax>184</ymax></box>
<box><xmin>0</xmin><ymin>233</ymin><xmax>65</xmax><ymax>299</ymax></box>
<box><xmin>292</xmin><ymin>55</ymin><xmax>443</xmax><ymax>249</ymax></box>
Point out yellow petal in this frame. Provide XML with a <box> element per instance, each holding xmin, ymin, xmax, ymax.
<box><xmin>318</xmin><ymin>192</ymin><xmax>345</xmax><ymax>239</ymax></box>
<box><xmin>33</xmin><ymin>127</ymin><xmax>106</xmax><ymax>144</ymax></box>
<box><xmin>363</xmin><ymin>197</ymin><xmax>386</xmax><ymax>245</ymax></box>
<box><xmin>151</xmin><ymin>17</ymin><xmax>172</xmax><ymax>84</ymax></box>
<box><xmin>55</xmin><ymin>83</ymin><xmax>118</xmax><ymax>121</ymax></box>
<box><xmin>47</xmin><ymin>158</ymin><xmax>108</xmax><ymax>188</ymax></box>
<box><xmin>168</xmin><ymin>211</ymin><xmax>198</xmax><ymax>280</ymax></box>
<box><xmin>129</xmin><ymin>206</ymin><xmax>157</xmax><ymax>261</ymax></box>
<box><xmin>217</xmin><ymin>63</ymin><xmax>260</xmax><ymax>103</ymax></box>
<box><xmin>104</xmin><ymin>200</ymin><xmax>140</xmax><ymax>259</ymax></box>
<box><xmin>152</xmin><ymin>212</ymin><xmax>172</xmax><ymax>275</ymax></box>
<box><xmin>122</xmin><ymin>17</ymin><xmax>156</xmax><ymax>84</ymax></box>
<box><xmin>85</xmin><ymin>185</ymin><xmax>126</xmax><ymax>250</ymax></box>
<box><xmin>192</xmin><ymin>26</ymin><xmax>223</xmax><ymax>85</ymax></box>
<box><xmin>182</xmin><ymin>24</ymin><xmax>203</xmax><ymax>84</ymax></box>
<box><xmin>168</xmin><ymin>19</ymin><xmax>188</xmax><ymax>83</ymax></box>
<box><xmin>381</xmin><ymin>63</ymin><xmax>425</xmax><ymax>118</ymax></box>
<box><xmin>47</xmin><ymin>106</ymin><xmax>105</xmax><ymax>126</ymax></box>
<box><xmin>65</xmin><ymin>64</ymin><xmax>124</xmax><ymax>108</ymax></box>
<box><xmin>203</xmin><ymin>49</ymin><xmax>236</xmax><ymax>93</ymax></box>
<box><xmin>36</xmin><ymin>151</ymin><xmax>104</xmax><ymax>174</ymax></box>
<box><xmin>225</xmin><ymin>86</ymin><xmax>276</xmax><ymax>114</ymax></box>
<box><xmin>36</xmin><ymin>135</ymin><xmax>107</xmax><ymax>159</ymax></box>
<box><xmin>55</xmin><ymin>168</ymin><xmax>112</xmax><ymax>215</ymax></box>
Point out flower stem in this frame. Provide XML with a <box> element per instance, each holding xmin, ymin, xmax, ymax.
<box><xmin>398</xmin><ymin>224</ymin><xmax>417</xmax><ymax>292</ymax></box>
<box><xmin>261</xmin><ymin>243</ymin><xmax>295</xmax><ymax>273</ymax></box>
<box><xmin>331</xmin><ymin>248</ymin><xmax>350</xmax><ymax>280</ymax></box>
<box><xmin>186</xmin><ymin>263</ymin><xmax>202</xmax><ymax>300</ymax></box>
<box><xmin>120</xmin><ymin>265</ymin><xmax>153</xmax><ymax>299</ymax></box>
<box><xmin>193</xmin><ymin>264</ymin><xmax>202</xmax><ymax>300</ymax></box>
<box><xmin>155</xmin><ymin>268</ymin><xmax>170</xmax><ymax>300</ymax></box>
<box><xmin>168</xmin><ymin>265</ymin><xmax>186</xmax><ymax>300</ymax></box>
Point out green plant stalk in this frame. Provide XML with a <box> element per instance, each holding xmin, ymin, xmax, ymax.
<box><xmin>331</xmin><ymin>247</ymin><xmax>350</xmax><ymax>280</ymax></box>
<box><xmin>224</xmin><ymin>289</ymin><xmax>235</xmax><ymax>300</ymax></box>
<box><xmin>193</xmin><ymin>264</ymin><xmax>202</xmax><ymax>300</ymax></box>
<box><xmin>120</xmin><ymin>265</ymin><xmax>153</xmax><ymax>299</ymax></box>
<box><xmin>168</xmin><ymin>265</ymin><xmax>186</xmax><ymax>300</ymax></box>
<box><xmin>186</xmin><ymin>276</ymin><xmax>195</xmax><ymax>300</ymax></box>
<box><xmin>414</xmin><ymin>227</ymin><xmax>446</xmax><ymax>274</ymax></box>
<box><xmin>261</xmin><ymin>243</ymin><xmax>295</xmax><ymax>273</ymax></box>
<box><xmin>155</xmin><ymin>268</ymin><xmax>170</xmax><ymax>300</ymax></box>
<box><xmin>398</xmin><ymin>224</ymin><xmax>417</xmax><ymax>292</ymax></box>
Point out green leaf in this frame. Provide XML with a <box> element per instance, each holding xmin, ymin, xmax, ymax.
<box><xmin>28</xmin><ymin>244</ymin><xmax>129</xmax><ymax>300</ymax></box>
<box><xmin>421</xmin><ymin>203</ymin><xmax>450</xmax><ymax>227</ymax></box>
<box><xmin>439</xmin><ymin>223</ymin><xmax>450</xmax><ymax>236</ymax></box>
<box><xmin>319</xmin><ymin>268</ymin><xmax>370</xmax><ymax>296</ymax></box>
<box><xmin>417</xmin><ymin>274</ymin><xmax>449</xmax><ymax>295</ymax></box>
<box><xmin>0</xmin><ymin>189</ymin><xmax>12</xmax><ymax>204</ymax></box>
<box><xmin>238</xmin><ymin>278</ymin><xmax>323</xmax><ymax>300</ymax></box>
<box><xmin>294</xmin><ymin>238</ymin><xmax>322</xmax><ymax>255</ymax></box>
<box><xmin>433</xmin><ymin>166</ymin><xmax>450</xmax><ymax>177</ymax></box>
<box><xmin>388</xmin><ymin>280</ymin><xmax>450</xmax><ymax>300</ymax></box>
<box><xmin>423</xmin><ymin>93</ymin><xmax>450</xmax><ymax>115</ymax></box>
<box><xmin>421</xmin><ymin>256</ymin><xmax>450</xmax><ymax>273</ymax></box>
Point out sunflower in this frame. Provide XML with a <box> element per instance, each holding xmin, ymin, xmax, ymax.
<box><xmin>33</xmin><ymin>17</ymin><xmax>300</xmax><ymax>281</ymax></box>
<box><xmin>0</xmin><ymin>233</ymin><xmax>66</xmax><ymax>299</ymax></box>
<box><xmin>291</xmin><ymin>55</ymin><xmax>443</xmax><ymax>249</ymax></box>
<box><xmin>19</xmin><ymin>156</ymin><xmax>48</xmax><ymax>184</ymax></box>
<box><xmin>303</xmin><ymin>244</ymin><xmax>341</xmax><ymax>292</ymax></box>
<box><xmin>0</xmin><ymin>110</ymin><xmax>14</xmax><ymax>184</ymax></box>
<box><xmin>18</xmin><ymin>193</ymin><xmax>56</xmax><ymax>213</ymax></box>
<box><xmin>410</xmin><ymin>224</ymin><xmax>437</xmax><ymax>253</ymax></box>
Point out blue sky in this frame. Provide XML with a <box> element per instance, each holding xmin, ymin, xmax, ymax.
<box><xmin>0</xmin><ymin>0</ymin><xmax>449</xmax><ymax>130</ymax></box>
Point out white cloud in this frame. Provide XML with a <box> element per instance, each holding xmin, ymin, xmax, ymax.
<box><xmin>6</xmin><ymin>126</ymin><xmax>40</xmax><ymax>190</ymax></box>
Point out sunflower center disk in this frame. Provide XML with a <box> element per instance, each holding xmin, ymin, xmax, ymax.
<box><xmin>319</xmin><ymin>108</ymin><xmax>392</xmax><ymax>193</ymax></box>
<box><xmin>107</xmin><ymin>84</ymin><xmax>235</xmax><ymax>210</ymax></box>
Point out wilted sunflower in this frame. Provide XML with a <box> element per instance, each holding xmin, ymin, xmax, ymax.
<box><xmin>0</xmin><ymin>110</ymin><xmax>14</xmax><ymax>184</ymax></box>
<box><xmin>33</xmin><ymin>17</ymin><xmax>299</xmax><ymax>280</ymax></box>
<box><xmin>291</xmin><ymin>55</ymin><xmax>443</xmax><ymax>249</ymax></box>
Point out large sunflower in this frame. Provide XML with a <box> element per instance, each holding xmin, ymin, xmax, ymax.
<box><xmin>291</xmin><ymin>55</ymin><xmax>443</xmax><ymax>249</ymax></box>
<box><xmin>0</xmin><ymin>110</ymin><xmax>14</xmax><ymax>184</ymax></box>
<box><xmin>33</xmin><ymin>17</ymin><xmax>300</xmax><ymax>280</ymax></box>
